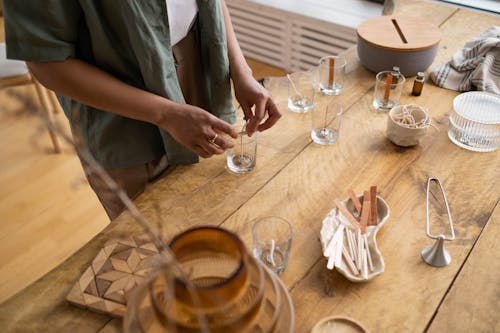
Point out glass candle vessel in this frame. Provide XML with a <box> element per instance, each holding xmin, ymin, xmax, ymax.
<box><xmin>373</xmin><ymin>70</ymin><xmax>406</xmax><ymax>111</ymax></box>
<box><xmin>123</xmin><ymin>227</ymin><xmax>295</xmax><ymax>333</ymax></box>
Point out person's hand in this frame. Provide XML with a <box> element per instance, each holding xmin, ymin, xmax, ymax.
<box><xmin>232</xmin><ymin>72</ymin><xmax>281</xmax><ymax>137</ymax></box>
<box><xmin>158</xmin><ymin>103</ymin><xmax>238</xmax><ymax>158</ymax></box>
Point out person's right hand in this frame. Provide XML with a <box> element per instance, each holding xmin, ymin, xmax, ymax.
<box><xmin>157</xmin><ymin>103</ymin><xmax>238</xmax><ymax>158</ymax></box>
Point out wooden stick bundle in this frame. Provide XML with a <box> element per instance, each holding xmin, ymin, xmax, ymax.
<box><xmin>324</xmin><ymin>186</ymin><xmax>380</xmax><ymax>276</ymax></box>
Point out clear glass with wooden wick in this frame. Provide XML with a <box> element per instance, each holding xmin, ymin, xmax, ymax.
<box><xmin>226</xmin><ymin>130</ymin><xmax>258</xmax><ymax>173</ymax></box>
<box><xmin>373</xmin><ymin>70</ymin><xmax>405</xmax><ymax>111</ymax></box>
<box><xmin>252</xmin><ymin>217</ymin><xmax>293</xmax><ymax>275</ymax></box>
<box><xmin>318</xmin><ymin>55</ymin><xmax>346</xmax><ymax>95</ymax></box>
<box><xmin>287</xmin><ymin>70</ymin><xmax>315</xmax><ymax>113</ymax></box>
<box><xmin>311</xmin><ymin>101</ymin><xmax>342</xmax><ymax>145</ymax></box>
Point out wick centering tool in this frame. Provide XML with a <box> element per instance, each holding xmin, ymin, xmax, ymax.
<box><xmin>421</xmin><ymin>177</ymin><xmax>455</xmax><ymax>267</ymax></box>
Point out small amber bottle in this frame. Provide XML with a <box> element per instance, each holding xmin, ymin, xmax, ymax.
<box><xmin>412</xmin><ymin>72</ymin><xmax>425</xmax><ymax>96</ymax></box>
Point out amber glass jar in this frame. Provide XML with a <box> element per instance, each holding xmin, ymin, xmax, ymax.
<box><xmin>123</xmin><ymin>227</ymin><xmax>294</xmax><ymax>333</ymax></box>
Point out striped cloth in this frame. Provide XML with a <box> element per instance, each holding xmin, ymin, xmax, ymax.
<box><xmin>430</xmin><ymin>26</ymin><xmax>500</xmax><ymax>95</ymax></box>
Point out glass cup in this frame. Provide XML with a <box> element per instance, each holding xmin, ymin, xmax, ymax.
<box><xmin>311</xmin><ymin>101</ymin><xmax>342</xmax><ymax>145</ymax></box>
<box><xmin>287</xmin><ymin>71</ymin><xmax>315</xmax><ymax>113</ymax></box>
<box><xmin>372</xmin><ymin>70</ymin><xmax>406</xmax><ymax>111</ymax></box>
<box><xmin>318</xmin><ymin>55</ymin><xmax>346</xmax><ymax>95</ymax></box>
<box><xmin>252</xmin><ymin>216</ymin><xmax>293</xmax><ymax>275</ymax></box>
<box><xmin>226</xmin><ymin>131</ymin><xmax>258</xmax><ymax>173</ymax></box>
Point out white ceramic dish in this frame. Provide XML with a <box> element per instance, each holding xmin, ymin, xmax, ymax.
<box><xmin>320</xmin><ymin>195</ymin><xmax>390</xmax><ymax>282</ymax></box>
<box><xmin>311</xmin><ymin>316</ymin><xmax>368</xmax><ymax>333</ymax></box>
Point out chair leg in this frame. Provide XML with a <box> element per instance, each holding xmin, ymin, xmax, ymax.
<box><xmin>33</xmin><ymin>80</ymin><xmax>62</xmax><ymax>153</ymax></box>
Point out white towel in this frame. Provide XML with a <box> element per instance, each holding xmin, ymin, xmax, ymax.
<box><xmin>430</xmin><ymin>26</ymin><xmax>500</xmax><ymax>95</ymax></box>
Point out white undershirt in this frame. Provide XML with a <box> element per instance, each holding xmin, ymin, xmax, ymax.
<box><xmin>166</xmin><ymin>0</ymin><xmax>199</xmax><ymax>46</ymax></box>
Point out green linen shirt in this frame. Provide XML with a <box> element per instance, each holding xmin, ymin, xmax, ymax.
<box><xmin>4</xmin><ymin>0</ymin><xmax>236</xmax><ymax>168</ymax></box>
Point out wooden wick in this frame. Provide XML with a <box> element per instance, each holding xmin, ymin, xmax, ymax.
<box><xmin>369</xmin><ymin>186</ymin><xmax>378</xmax><ymax>226</ymax></box>
<box><xmin>357</xmin><ymin>229</ymin><xmax>363</xmax><ymax>271</ymax></box>
<box><xmin>324</xmin><ymin>103</ymin><xmax>328</xmax><ymax>129</ymax></box>
<box><xmin>361</xmin><ymin>248</ymin><xmax>368</xmax><ymax>279</ymax></box>
<box><xmin>342</xmin><ymin>246</ymin><xmax>359</xmax><ymax>275</ymax></box>
<box><xmin>329</xmin><ymin>58</ymin><xmax>335</xmax><ymax>88</ymax></box>
<box><xmin>346</xmin><ymin>228</ymin><xmax>356</xmax><ymax>261</ymax></box>
<box><xmin>360</xmin><ymin>191</ymin><xmax>371</xmax><ymax>234</ymax></box>
<box><xmin>327</xmin><ymin>253</ymin><xmax>336</xmax><ymax>270</ymax></box>
<box><xmin>326</xmin><ymin>224</ymin><xmax>344</xmax><ymax>270</ymax></box>
<box><xmin>383</xmin><ymin>73</ymin><xmax>393</xmax><ymax>100</ymax></box>
<box><xmin>364</xmin><ymin>234</ymin><xmax>374</xmax><ymax>272</ymax></box>
<box><xmin>334</xmin><ymin>228</ymin><xmax>344</xmax><ymax>268</ymax></box>
<box><xmin>348</xmin><ymin>189</ymin><xmax>362</xmax><ymax>214</ymax></box>
<box><xmin>324</xmin><ymin>224</ymin><xmax>344</xmax><ymax>258</ymax></box>
<box><xmin>335</xmin><ymin>199</ymin><xmax>361</xmax><ymax>230</ymax></box>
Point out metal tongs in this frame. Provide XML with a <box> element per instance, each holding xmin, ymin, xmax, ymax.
<box><xmin>421</xmin><ymin>177</ymin><xmax>455</xmax><ymax>267</ymax></box>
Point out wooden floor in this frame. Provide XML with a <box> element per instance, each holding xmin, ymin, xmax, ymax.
<box><xmin>0</xmin><ymin>16</ymin><xmax>286</xmax><ymax>304</ymax></box>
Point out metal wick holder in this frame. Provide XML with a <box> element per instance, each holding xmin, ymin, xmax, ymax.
<box><xmin>421</xmin><ymin>177</ymin><xmax>455</xmax><ymax>267</ymax></box>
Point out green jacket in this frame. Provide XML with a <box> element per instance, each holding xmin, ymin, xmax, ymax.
<box><xmin>5</xmin><ymin>0</ymin><xmax>236</xmax><ymax>168</ymax></box>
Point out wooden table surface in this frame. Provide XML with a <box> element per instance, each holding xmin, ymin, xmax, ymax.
<box><xmin>1</xmin><ymin>1</ymin><xmax>499</xmax><ymax>332</ymax></box>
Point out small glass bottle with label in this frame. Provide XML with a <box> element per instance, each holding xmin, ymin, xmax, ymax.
<box><xmin>412</xmin><ymin>72</ymin><xmax>425</xmax><ymax>96</ymax></box>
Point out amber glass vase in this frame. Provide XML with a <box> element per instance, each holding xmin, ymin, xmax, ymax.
<box><xmin>123</xmin><ymin>226</ymin><xmax>294</xmax><ymax>333</ymax></box>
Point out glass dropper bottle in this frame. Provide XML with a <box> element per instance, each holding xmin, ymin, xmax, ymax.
<box><xmin>412</xmin><ymin>72</ymin><xmax>425</xmax><ymax>96</ymax></box>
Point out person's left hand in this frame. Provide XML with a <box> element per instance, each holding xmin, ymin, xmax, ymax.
<box><xmin>232</xmin><ymin>72</ymin><xmax>281</xmax><ymax>137</ymax></box>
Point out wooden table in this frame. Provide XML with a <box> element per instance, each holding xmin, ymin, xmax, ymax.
<box><xmin>1</xmin><ymin>1</ymin><xmax>499</xmax><ymax>332</ymax></box>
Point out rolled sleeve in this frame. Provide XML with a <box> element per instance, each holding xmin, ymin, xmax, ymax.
<box><xmin>4</xmin><ymin>0</ymin><xmax>82</xmax><ymax>62</ymax></box>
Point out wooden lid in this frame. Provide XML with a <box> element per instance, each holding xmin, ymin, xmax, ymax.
<box><xmin>357</xmin><ymin>15</ymin><xmax>441</xmax><ymax>51</ymax></box>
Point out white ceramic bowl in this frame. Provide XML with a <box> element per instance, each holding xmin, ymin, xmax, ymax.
<box><xmin>387</xmin><ymin>104</ymin><xmax>430</xmax><ymax>147</ymax></box>
<box><xmin>320</xmin><ymin>194</ymin><xmax>390</xmax><ymax>282</ymax></box>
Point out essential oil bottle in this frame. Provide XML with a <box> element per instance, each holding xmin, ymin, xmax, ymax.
<box><xmin>412</xmin><ymin>72</ymin><xmax>425</xmax><ymax>96</ymax></box>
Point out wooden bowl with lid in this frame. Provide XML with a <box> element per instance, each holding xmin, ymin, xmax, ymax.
<box><xmin>357</xmin><ymin>15</ymin><xmax>441</xmax><ymax>76</ymax></box>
